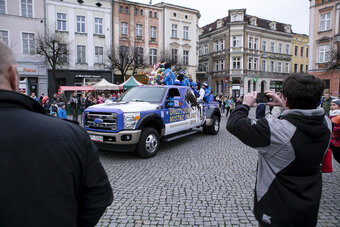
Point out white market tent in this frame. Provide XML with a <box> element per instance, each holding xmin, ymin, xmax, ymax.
<box><xmin>92</xmin><ymin>78</ymin><xmax>120</xmax><ymax>91</ymax></box>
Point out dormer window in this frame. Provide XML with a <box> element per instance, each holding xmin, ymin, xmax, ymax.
<box><xmin>231</xmin><ymin>13</ymin><xmax>243</xmax><ymax>22</ymax></box>
<box><xmin>284</xmin><ymin>25</ymin><xmax>292</xmax><ymax>33</ymax></box>
<box><xmin>270</xmin><ymin>22</ymin><xmax>277</xmax><ymax>30</ymax></box>
<box><xmin>217</xmin><ymin>20</ymin><xmax>223</xmax><ymax>28</ymax></box>
<box><xmin>250</xmin><ymin>17</ymin><xmax>257</xmax><ymax>26</ymax></box>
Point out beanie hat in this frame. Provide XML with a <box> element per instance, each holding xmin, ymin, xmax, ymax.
<box><xmin>331</xmin><ymin>99</ymin><xmax>340</xmax><ymax>107</ymax></box>
<box><xmin>202</xmin><ymin>81</ymin><xmax>208</xmax><ymax>87</ymax></box>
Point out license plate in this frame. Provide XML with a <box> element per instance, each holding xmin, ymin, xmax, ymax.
<box><xmin>90</xmin><ymin>135</ymin><xmax>103</xmax><ymax>142</ymax></box>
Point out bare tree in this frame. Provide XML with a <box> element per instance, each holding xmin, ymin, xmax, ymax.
<box><xmin>327</xmin><ymin>43</ymin><xmax>340</xmax><ymax>71</ymax></box>
<box><xmin>159</xmin><ymin>49</ymin><xmax>187</xmax><ymax>76</ymax></box>
<box><xmin>35</xmin><ymin>31</ymin><xmax>69</xmax><ymax>92</ymax></box>
<box><xmin>108</xmin><ymin>45</ymin><xmax>147</xmax><ymax>80</ymax></box>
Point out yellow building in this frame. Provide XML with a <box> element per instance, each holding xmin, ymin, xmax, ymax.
<box><xmin>291</xmin><ymin>34</ymin><xmax>309</xmax><ymax>74</ymax></box>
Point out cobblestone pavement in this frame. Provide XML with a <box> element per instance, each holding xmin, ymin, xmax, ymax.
<box><xmin>96</xmin><ymin>114</ymin><xmax>340</xmax><ymax>227</ymax></box>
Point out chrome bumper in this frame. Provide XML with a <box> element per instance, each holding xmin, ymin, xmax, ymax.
<box><xmin>87</xmin><ymin>130</ymin><xmax>141</xmax><ymax>145</ymax></box>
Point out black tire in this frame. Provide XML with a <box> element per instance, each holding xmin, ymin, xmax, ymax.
<box><xmin>206</xmin><ymin>115</ymin><xmax>220</xmax><ymax>135</ymax></box>
<box><xmin>203</xmin><ymin>125</ymin><xmax>209</xmax><ymax>134</ymax></box>
<box><xmin>136</xmin><ymin>127</ymin><xmax>160</xmax><ymax>158</ymax></box>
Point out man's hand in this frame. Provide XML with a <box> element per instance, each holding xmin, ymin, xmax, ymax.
<box><xmin>265</xmin><ymin>90</ymin><xmax>282</xmax><ymax>106</ymax></box>
<box><xmin>243</xmin><ymin>91</ymin><xmax>257</xmax><ymax>107</ymax></box>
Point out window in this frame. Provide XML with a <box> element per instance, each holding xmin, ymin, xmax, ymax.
<box><xmin>306</xmin><ymin>48</ymin><xmax>309</xmax><ymax>58</ymax></box>
<box><xmin>171</xmin><ymin>49</ymin><xmax>178</xmax><ymax>63</ymax></box>
<box><xmin>261</xmin><ymin>60</ymin><xmax>266</xmax><ymax>71</ymax></box>
<box><xmin>254</xmin><ymin>58</ymin><xmax>258</xmax><ymax>70</ymax></box>
<box><xmin>183</xmin><ymin>50</ymin><xmax>189</xmax><ymax>65</ymax></box>
<box><xmin>232</xmin><ymin>36</ymin><xmax>241</xmax><ymax>47</ymax></box>
<box><xmin>135</xmin><ymin>47</ymin><xmax>143</xmax><ymax>64</ymax></box>
<box><xmin>94</xmin><ymin>17</ymin><xmax>103</xmax><ymax>34</ymax></box>
<box><xmin>215</xmin><ymin>61</ymin><xmax>219</xmax><ymax>71</ymax></box>
<box><xmin>183</xmin><ymin>26</ymin><xmax>189</xmax><ymax>39</ymax></box>
<box><xmin>318</xmin><ymin>44</ymin><xmax>330</xmax><ymax>63</ymax></box>
<box><xmin>294</xmin><ymin>64</ymin><xmax>298</xmax><ymax>72</ymax></box>
<box><xmin>320</xmin><ymin>12</ymin><xmax>331</xmax><ymax>31</ymax></box>
<box><xmin>285</xmin><ymin>44</ymin><xmax>290</xmax><ymax>54</ymax></box>
<box><xmin>278</xmin><ymin>43</ymin><xmax>282</xmax><ymax>54</ymax></box>
<box><xmin>220</xmin><ymin>60</ymin><xmax>225</xmax><ymax>71</ymax></box>
<box><xmin>119</xmin><ymin>5</ymin><xmax>123</xmax><ymax>13</ymax></box>
<box><xmin>214</xmin><ymin>40</ymin><xmax>219</xmax><ymax>51</ymax></box>
<box><xmin>150</xmin><ymin>26</ymin><xmax>156</xmax><ymax>39</ymax></box>
<box><xmin>0</xmin><ymin>30</ymin><xmax>8</xmax><ymax>45</ymax></box>
<box><xmin>172</xmin><ymin>24</ymin><xmax>177</xmax><ymax>38</ymax></box>
<box><xmin>95</xmin><ymin>46</ymin><xmax>103</xmax><ymax>64</ymax></box>
<box><xmin>125</xmin><ymin>6</ymin><xmax>128</xmax><ymax>13</ymax></box>
<box><xmin>301</xmin><ymin>47</ymin><xmax>304</xmax><ymax>57</ymax></box>
<box><xmin>284</xmin><ymin>63</ymin><xmax>289</xmax><ymax>73</ymax></box>
<box><xmin>121</xmin><ymin>22</ymin><xmax>128</xmax><ymax>35</ymax></box>
<box><xmin>232</xmin><ymin>57</ymin><xmax>241</xmax><ymax>69</ymax></box>
<box><xmin>306</xmin><ymin>65</ymin><xmax>308</xmax><ymax>72</ymax></box>
<box><xmin>248</xmin><ymin>37</ymin><xmax>253</xmax><ymax>49</ymax></box>
<box><xmin>248</xmin><ymin>57</ymin><xmax>253</xmax><ymax>70</ymax></box>
<box><xmin>154</xmin><ymin>12</ymin><xmax>157</xmax><ymax>18</ymax></box>
<box><xmin>140</xmin><ymin>9</ymin><xmax>143</xmax><ymax>16</ymax></box>
<box><xmin>220</xmin><ymin>39</ymin><xmax>225</xmax><ymax>50</ymax></box>
<box><xmin>135</xmin><ymin>8</ymin><xmax>138</xmax><ymax>15</ymax></box>
<box><xmin>294</xmin><ymin>46</ymin><xmax>298</xmax><ymax>56</ymax></box>
<box><xmin>21</xmin><ymin>0</ymin><xmax>33</xmax><ymax>18</ymax></box>
<box><xmin>270</xmin><ymin>61</ymin><xmax>275</xmax><ymax>72</ymax></box>
<box><xmin>76</xmin><ymin>16</ymin><xmax>85</xmax><ymax>33</ymax></box>
<box><xmin>77</xmin><ymin>45</ymin><xmax>86</xmax><ymax>63</ymax></box>
<box><xmin>300</xmin><ymin>64</ymin><xmax>304</xmax><ymax>72</ymax></box>
<box><xmin>149</xmin><ymin>49</ymin><xmax>157</xmax><ymax>65</ymax></box>
<box><xmin>204</xmin><ymin>44</ymin><xmax>208</xmax><ymax>54</ymax></box>
<box><xmin>262</xmin><ymin>40</ymin><xmax>267</xmax><ymax>51</ymax></box>
<box><xmin>119</xmin><ymin>46</ymin><xmax>129</xmax><ymax>64</ymax></box>
<box><xmin>149</xmin><ymin>11</ymin><xmax>152</xmax><ymax>17</ymax></box>
<box><xmin>57</xmin><ymin>13</ymin><xmax>66</xmax><ymax>31</ymax></box>
<box><xmin>270</xmin><ymin>42</ymin><xmax>275</xmax><ymax>52</ymax></box>
<box><xmin>136</xmin><ymin>24</ymin><xmax>143</xmax><ymax>37</ymax></box>
<box><xmin>277</xmin><ymin>62</ymin><xmax>282</xmax><ymax>73</ymax></box>
<box><xmin>0</xmin><ymin>0</ymin><xmax>6</xmax><ymax>14</ymax></box>
<box><xmin>22</xmin><ymin>32</ymin><xmax>34</xmax><ymax>54</ymax></box>
<box><xmin>254</xmin><ymin>38</ymin><xmax>258</xmax><ymax>50</ymax></box>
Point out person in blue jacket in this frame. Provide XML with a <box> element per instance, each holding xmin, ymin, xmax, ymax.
<box><xmin>202</xmin><ymin>82</ymin><xmax>211</xmax><ymax>103</ymax></box>
<box><xmin>177</xmin><ymin>71</ymin><xmax>189</xmax><ymax>86</ymax></box>
<box><xmin>162</xmin><ymin>63</ymin><xmax>175</xmax><ymax>85</ymax></box>
<box><xmin>57</xmin><ymin>102</ymin><xmax>67</xmax><ymax>119</ymax></box>
<box><xmin>188</xmin><ymin>74</ymin><xmax>196</xmax><ymax>89</ymax></box>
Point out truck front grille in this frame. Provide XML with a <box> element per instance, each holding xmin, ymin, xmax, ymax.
<box><xmin>85</xmin><ymin>112</ymin><xmax>117</xmax><ymax>131</ymax></box>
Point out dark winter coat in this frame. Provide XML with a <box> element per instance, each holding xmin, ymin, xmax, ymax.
<box><xmin>227</xmin><ymin>104</ymin><xmax>331</xmax><ymax>227</ymax></box>
<box><xmin>0</xmin><ymin>90</ymin><xmax>113</xmax><ymax>227</ymax></box>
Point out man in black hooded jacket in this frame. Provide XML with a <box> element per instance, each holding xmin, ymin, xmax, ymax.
<box><xmin>0</xmin><ymin>40</ymin><xmax>113</xmax><ymax>226</ymax></box>
<box><xmin>227</xmin><ymin>73</ymin><xmax>331</xmax><ymax>226</ymax></box>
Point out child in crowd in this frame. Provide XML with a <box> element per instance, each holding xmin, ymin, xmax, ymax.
<box><xmin>57</xmin><ymin>103</ymin><xmax>67</xmax><ymax>119</ymax></box>
<box><xmin>49</xmin><ymin>101</ymin><xmax>58</xmax><ymax>116</ymax></box>
<box><xmin>329</xmin><ymin>99</ymin><xmax>340</xmax><ymax>164</ymax></box>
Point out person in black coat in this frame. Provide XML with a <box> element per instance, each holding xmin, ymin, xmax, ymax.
<box><xmin>0</xmin><ymin>40</ymin><xmax>113</xmax><ymax>227</ymax></box>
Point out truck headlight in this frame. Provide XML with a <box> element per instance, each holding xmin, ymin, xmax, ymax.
<box><xmin>124</xmin><ymin>112</ymin><xmax>140</xmax><ymax>129</ymax></box>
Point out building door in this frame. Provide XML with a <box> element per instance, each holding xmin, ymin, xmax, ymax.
<box><xmin>28</xmin><ymin>77</ymin><xmax>38</xmax><ymax>95</ymax></box>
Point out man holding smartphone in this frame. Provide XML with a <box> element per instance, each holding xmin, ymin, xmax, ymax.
<box><xmin>227</xmin><ymin>74</ymin><xmax>331</xmax><ymax>226</ymax></box>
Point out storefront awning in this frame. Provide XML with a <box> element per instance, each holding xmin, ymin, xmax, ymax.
<box><xmin>59</xmin><ymin>86</ymin><xmax>95</xmax><ymax>92</ymax></box>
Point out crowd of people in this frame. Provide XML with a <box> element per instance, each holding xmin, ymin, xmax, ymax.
<box><xmin>30</xmin><ymin>91</ymin><xmax>122</xmax><ymax>121</ymax></box>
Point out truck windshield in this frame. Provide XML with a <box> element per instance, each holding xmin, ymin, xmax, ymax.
<box><xmin>119</xmin><ymin>87</ymin><xmax>167</xmax><ymax>103</ymax></box>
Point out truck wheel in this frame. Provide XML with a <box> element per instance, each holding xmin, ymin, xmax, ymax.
<box><xmin>136</xmin><ymin>128</ymin><xmax>160</xmax><ymax>158</ymax></box>
<box><xmin>207</xmin><ymin>115</ymin><xmax>220</xmax><ymax>135</ymax></box>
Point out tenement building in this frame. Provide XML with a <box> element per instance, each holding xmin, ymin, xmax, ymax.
<box><xmin>292</xmin><ymin>33</ymin><xmax>309</xmax><ymax>74</ymax></box>
<box><xmin>309</xmin><ymin>0</ymin><xmax>340</xmax><ymax>95</ymax></box>
<box><xmin>46</xmin><ymin>0</ymin><xmax>112</xmax><ymax>94</ymax></box>
<box><xmin>198</xmin><ymin>9</ymin><xmax>295</xmax><ymax>97</ymax></box>
<box><xmin>0</xmin><ymin>0</ymin><xmax>48</xmax><ymax>96</ymax></box>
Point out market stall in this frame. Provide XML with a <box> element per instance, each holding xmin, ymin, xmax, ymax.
<box><xmin>119</xmin><ymin>76</ymin><xmax>144</xmax><ymax>90</ymax></box>
<box><xmin>92</xmin><ymin>78</ymin><xmax>120</xmax><ymax>91</ymax></box>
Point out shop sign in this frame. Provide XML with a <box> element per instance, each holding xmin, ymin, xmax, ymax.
<box><xmin>18</xmin><ymin>67</ymin><xmax>37</xmax><ymax>74</ymax></box>
<box><xmin>75</xmin><ymin>75</ymin><xmax>102</xmax><ymax>78</ymax></box>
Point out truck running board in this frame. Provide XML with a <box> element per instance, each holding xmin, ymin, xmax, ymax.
<box><xmin>163</xmin><ymin>130</ymin><xmax>198</xmax><ymax>142</ymax></box>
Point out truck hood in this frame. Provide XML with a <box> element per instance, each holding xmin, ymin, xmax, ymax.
<box><xmin>86</xmin><ymin>101</ymin><xmax>160</xmax><ymax>113</ymax></box>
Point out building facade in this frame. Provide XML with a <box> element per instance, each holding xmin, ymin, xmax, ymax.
<box><xmin>291</xmin><ymin>33</ymin><xmax>309</xmax><ymax>74</ymax></box>
<box><xmin>112</xmin><ymin>1</ymin><xmax>200</xmax><ymax>82</ymax></box>
<box><xmin>46</xmin><ymin>0</ymin><xmax>112</xmax><ymax>95</ymax></box>
<box><xmin>198</xmin><ymin>9</ymin><xmax>294</xmax><ymax>96</ymax></box>
<box><xmin>0</xmin><ymin>0</ymin><xmax>48</xmax><ymax>96</ymax></box>
<box><xmin>309</xmin><ymin>0</ymin><xmax>340</xmax><ymax>96</ymax></box>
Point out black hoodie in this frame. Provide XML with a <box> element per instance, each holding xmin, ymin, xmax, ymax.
<box><xmin>227</xmin><ymin>105</ymin><xmax>331</xmax><ymax>227</ymax></box>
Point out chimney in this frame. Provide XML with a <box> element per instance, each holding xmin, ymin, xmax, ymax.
<box><xmin>149</xmin><ymin>0</ymin><xmax>152</xmax><ymax>4</ymax></box>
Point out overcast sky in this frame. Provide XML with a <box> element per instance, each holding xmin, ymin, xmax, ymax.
<box><xmin>137</xmin><ymin>0</ymin><xmax>310</xmax><ymax>34</ymax></box>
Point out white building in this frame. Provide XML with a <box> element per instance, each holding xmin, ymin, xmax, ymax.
<box><xmin>155</xmin><ymin>3</ymin><xmax>200</xmax><ymax>81</ymax></box>
<box><xmin>46</xmin><ymin>0</ymin><xmax>112</xmax><ymax>95</ymax></box>
<box><xmin>0</xmin><ymin>0</ymin><xmax>48</xmax><ymax>96</ymax></box>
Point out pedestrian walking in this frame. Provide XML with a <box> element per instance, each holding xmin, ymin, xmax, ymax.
<box><xmin>328</xmin><ymin>99</ymin><xmax>340</xmax><ymax>164</ymax></box>
<box><xmin>57</xmin><ymin>102</ymin><xmax>67</xmax><ymax>119</ymax></box>
<box><xmin>321</xmin><ymin>93</ymin><xmax>332</xmax><ymax>116</ymax></box>
<box><xmin>227</xmin><ymin>73</ymin><xmax>331</xmax><ymax>226</ymax></box>
<box><xmin>0</xmin><ymin>41</ymin><xmax>113</xmax><ymax>227</ymax></box>
<box><xmin>70</xmin><ymin>92</ymin><xmax>80</xmax><ymax>122</ymax></box>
